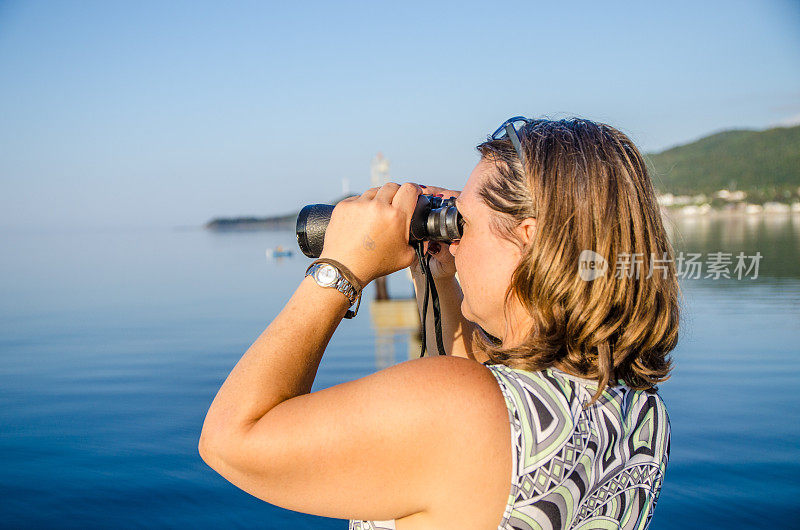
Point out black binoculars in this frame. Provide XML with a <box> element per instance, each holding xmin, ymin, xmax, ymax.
<box><xmin>296</xmin><ymin>194</ymin><xmax>463</xmax><ymax>258</ymax></box>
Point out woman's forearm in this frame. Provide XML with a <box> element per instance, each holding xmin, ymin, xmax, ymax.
<box><xmin>200</xmin><ymin>276</ymin><xmax>350</xmax><ymax>448</ymax></box>
<box><xmin>411</xmin><ymin>272</ymin><xmax>478</xmax><ymax>360</ymax></box>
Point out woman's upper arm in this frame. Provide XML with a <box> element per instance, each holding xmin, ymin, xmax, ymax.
<box><xmin>200</xmin><ymin>355</ymin><xmax>510</xmax><ymax>523</ymax></box>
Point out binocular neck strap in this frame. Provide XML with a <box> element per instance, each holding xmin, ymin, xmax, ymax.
<box><xmin>413</xmin><ymin>243</ymin><xmax>446</xmax><ymax>357</ymax></box>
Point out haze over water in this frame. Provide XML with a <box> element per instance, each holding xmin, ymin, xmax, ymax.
<box><xmin>1</xmin><ymin>213</ymin><xmax>798</xmax><ymax>528</ymax></box>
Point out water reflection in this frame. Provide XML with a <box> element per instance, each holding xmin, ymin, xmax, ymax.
<box><xmin>664</xmin><ymin>212</ymin><xmax>800</xmax><ymax>280</ymax></box>
<box><xmin>369</xmin><ymin>299</ymin><xmax>421</xmax><ymax>370</ymax></box>
<box><xmin>1</xmin><ymin>217</ymin><xmax>797</xmax><ymax>529</ymax></box>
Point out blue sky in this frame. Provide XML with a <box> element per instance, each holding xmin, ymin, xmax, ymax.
<box><xmin>1</xmin><ymin>0</ymin><xmax>798</xmax><ymax>230</ymax></box>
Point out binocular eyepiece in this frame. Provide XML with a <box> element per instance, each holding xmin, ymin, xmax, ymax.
<box><xmin>296</xmin><ymin>194</ymin><xmax>463</xmax><ymax>258</ymax></box>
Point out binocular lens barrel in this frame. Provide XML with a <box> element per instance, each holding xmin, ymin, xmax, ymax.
<box><xmin>296</xmin><ymin>204</ymin><xmax>334</xmax><ymax>259</ymax></box>
<box><xmin>426</xmin><ymin>203</ymin><xmax>463</xmax><ymax>242</ymax></box>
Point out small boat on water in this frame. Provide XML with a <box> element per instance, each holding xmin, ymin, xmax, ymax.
<box><xmin>266</xmin><ymin>245</ymin><xmax>293</xmax><ymax>259</ymax></box>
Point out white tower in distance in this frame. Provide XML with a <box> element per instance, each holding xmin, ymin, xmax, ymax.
<box><xmin>370</xmin><ymin>152</ymin><xmax>390</xmax><ymax>188</ymax></box>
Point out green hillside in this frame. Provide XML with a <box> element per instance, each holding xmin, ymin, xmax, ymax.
<box><xmin>646</xmin><ymin>124</ymin><xmax>800</xmax><ymax>202</ymax></box>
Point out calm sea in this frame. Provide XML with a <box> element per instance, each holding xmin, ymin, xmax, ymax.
<box><xmin>1</xmin><ymin>214</ymin><xmax>799</xmax><ymax>529</ymax></box>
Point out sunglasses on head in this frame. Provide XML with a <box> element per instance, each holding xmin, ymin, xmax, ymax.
<box><xmin>491</xmin><ymin>116</ymin><xmax>534</xmax><ymax>170</ymax></box>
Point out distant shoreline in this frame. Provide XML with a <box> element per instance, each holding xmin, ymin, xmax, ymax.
<box><xmin>662</xmin><ymin>203</ymin><xmax>800</xmax><ymax>219</ymax></box>
<box><xmin>205</xmin><ymin>217</ymin><xmax>295</xmax><ymax>231</ymax></box>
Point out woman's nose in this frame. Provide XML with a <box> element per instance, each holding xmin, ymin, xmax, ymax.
<box><xmin>449</xmin><ymin>240</ymin><xmax>459</xmax><ymax>256</ymax></box>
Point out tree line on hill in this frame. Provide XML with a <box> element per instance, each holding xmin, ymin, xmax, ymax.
<box><xmin>645</xmin><ymin>124</ymin><xmax>800</xmax><ymax>204</ymax></box>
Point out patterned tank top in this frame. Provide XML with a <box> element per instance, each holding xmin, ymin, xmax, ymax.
<box><xmin>349</xmin><ymin>365</ymin><xmax>670</xmax><ymax>530</ymax></box>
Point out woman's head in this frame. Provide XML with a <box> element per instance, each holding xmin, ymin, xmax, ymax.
<box><xmin>451</xmin><ymin>117</ymin><xmax>680</xmax><ymax>400</ymax></box>
<box><xmin>449</xmin><ymin>160</ymin><xmax>536</xmax><ymax>342</ymax></box>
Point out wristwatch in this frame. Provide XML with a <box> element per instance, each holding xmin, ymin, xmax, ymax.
<box><xmin>305</xmin><ymin>261</ymin><xmax>362</xmax><ymax>318</ymax></box>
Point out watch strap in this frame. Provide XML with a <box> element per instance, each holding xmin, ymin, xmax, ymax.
<box><xmin>305</xmin><ymin>259</ymin><xmax>364</xmax><ymax>319</ymax></box>
<box><xmin>310</xmin><ymin>258</ymin><xmax>364</xmax><ymax>293</ymax></box>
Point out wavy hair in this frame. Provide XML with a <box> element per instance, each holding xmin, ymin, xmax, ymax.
<box><xmin>474</xmin><ymin>118</ymin><xmax>680</xmax><ymax>403</ymax></box>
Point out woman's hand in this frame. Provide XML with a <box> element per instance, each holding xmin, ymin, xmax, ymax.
<box><xmin>319</xmin><ymin>182</ymin><xmax>423</xmax><ymax>286</ymax></box>
<box><xmin>409</xmin><ymin>185</ymin><xmax>461</xmax><ymax>280</ymax></box>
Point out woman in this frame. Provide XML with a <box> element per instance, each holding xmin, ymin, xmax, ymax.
<box><xmin>199</xmin><ymin>117</ymin><xmax>680</xmax><ymax>529</ymax></box>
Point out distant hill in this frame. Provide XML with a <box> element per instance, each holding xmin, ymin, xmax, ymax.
<box><xmin>646</xmin><ymin>124</ymin><xmax>800</xmax><ymax>201</ymax></box>
<box><xmin>205</xmin><ymin>193</ymin><xmax>357</xmax><ymax>231</ymax></box>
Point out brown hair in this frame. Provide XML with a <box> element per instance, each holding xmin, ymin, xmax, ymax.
<box><xmin>475</xmin><ymin>118</ymin><xmax>680</xmax><ymax>403</ymax></box>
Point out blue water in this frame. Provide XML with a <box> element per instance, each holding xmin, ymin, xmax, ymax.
<box><xmin>1</xmin><ymin>216</ymin><xmax>799</xmax><ymax>529</ymax></box>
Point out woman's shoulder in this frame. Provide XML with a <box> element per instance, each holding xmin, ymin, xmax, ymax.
<box><xmin>385</xmin><ymin>355</ymin><xmax>510</xmax><ymax>396</ymax></box>
<box><xmin>370</xmin><ymin>356</ymin><xmax>515</xmax><ymax>527</ymax></box>
<box><xmin>365</xmin><ymin>355</ymin><xmax>515</xmax><ymax>441</ymax></box>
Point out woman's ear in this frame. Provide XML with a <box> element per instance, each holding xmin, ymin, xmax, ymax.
<box><xmin>517</xmin><ymin>218</ymin><xmax>537</xmax><ymax>246</ymax></box>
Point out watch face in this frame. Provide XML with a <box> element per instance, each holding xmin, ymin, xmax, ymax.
<box><xmin>315</xmin><ymin>264</ymin><xmax>338</xmax><ymax>287</ymax></box>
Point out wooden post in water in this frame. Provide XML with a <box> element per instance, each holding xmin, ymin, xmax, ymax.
<box><xmin>369</xmin><ymin>297</ymin><xmax>422</xmax><ymax>370</ymax></box>
<box><xmin>374</xmin><ymin>276</ymin><xmax>389</xmax><ymax>300</ymax></box>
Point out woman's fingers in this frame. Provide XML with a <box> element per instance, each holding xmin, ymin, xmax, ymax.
<box><xmin>359</xmin><ymin>187</ymin><xmax>380</xmax><ymax>201</ymax></box>
<box><xmin>374</xmin><ymin>182</ymin><xmax>401</xmax><ymax>203</ymax></box>
<box><xmin>391</xmin><ymin>182</ymin><xmax>423</xmax><ymax>208</ymax></box>
<box><xmin>363</xmin><ymin>183</ymin><xmax>459</xmax><ymax>204</ymax></box>
<box><xmin>418</xmin><ymin>185</ymin><xmax>461</xmax><ymax>200</ymax></box>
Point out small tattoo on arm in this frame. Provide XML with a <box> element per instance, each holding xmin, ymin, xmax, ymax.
<box><xmin>363</xmin><ymin>234</ymin><xmax>376</xmax><ymax>251</ymax></box>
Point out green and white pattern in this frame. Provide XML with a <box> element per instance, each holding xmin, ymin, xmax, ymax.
<box><xmin>350</xmin><ymin>365</ymin><xmax>670</xmax><ymax>530</ymax></box>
